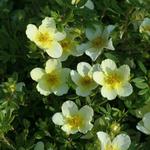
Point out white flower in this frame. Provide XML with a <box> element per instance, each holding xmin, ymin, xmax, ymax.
<box><xmin>70</xmin><ymin>62</ymin><xmax>100</xmax><ymax>97</ymax></box>
<box><xmin>26</xmin><ymin>17</ymin><xmax>66</xmax><ymax>58</ymax></box>
<box><xmin>30</xmin><ymin>59</ymin><xmax>70</xmax><ymax>96</ymax></box>
<box><xmin>72</xmin><ymin>0</ymin><xmax>94</xmax><ymax>10</ymax></box>
<box><xmin>97</xmin><ymin>132</ymin><xmax>131</xmax><ymax>150</ymax></box>
<box><xmin>139</xmin><ymin>18</ymin><xmax>150</xmax><ymax>35</ymax></box>
<box><xmin>52</xmin><ymin>100</ymin><xmax>94</xmax><ymax>134</ymax></box>
<box><xmin>79</xmin><ymin>25</ymin><xmax>115</xmax><ymax>61</ymax></box>
<box><xmin>136</xmin><ymin>112</ymin><xmax>150</xmax><ymax>135</ymax></box>
<box><xmin>59</xmin><ymin>29</ymin><xmax>84</xmax><ymax>61</ymax></box>
<box><xmin>93</xmin><ymin>59</ymin><xmax>133</xmax><ymax>100</ymax></box>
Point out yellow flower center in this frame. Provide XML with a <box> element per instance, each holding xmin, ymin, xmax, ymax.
<box><xmin>45</xmin><ymin>71</ymin><xmax>60</xmax><ymax>87</ymax></box>
<box><xmin>61</xmin><ymin>39</ymin><xmax>72</xmax><ymax>52</ymax></box>
<box><xmin>36</xmin><ymin>31</ymin><xmax>53</xmax><ymax>48</ymax></box>
<box><xmin>105</xmin><ymin>144</ymin><xmax>118</xmax><ymax>150</ymax></box>
<box><xmin>80</xmin><ymin>76</ymin><xmax>93</xmax><ymax>86</ymax></box>
<box><xmin>105</xmin><ymin>73</ymin><xmax>121</xmax><ymax>88</ymax></box>
<box><xmin>105</xmin><ymin>144</ymin><xmax>113</xmax><ymax>150</ymax></box>
<box><xmin>61</xmin><ymin>38</ymin><xmax>76</xmax><ymax>54</ymax></box>
<box><xmin>92</xmin><ymin>36</ymin><xmax>106</xmax><ymax>49</ymax></box>
<box><xmin>67</xmin><ymin>115</ymin><xmax>83</xmax><ymax>129</ymax></box>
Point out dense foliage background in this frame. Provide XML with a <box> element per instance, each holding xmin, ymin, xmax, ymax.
<box><xmin>0</xmin><ymin>0</ymin><xmax>150</xmax><ymax>149</ymax></box>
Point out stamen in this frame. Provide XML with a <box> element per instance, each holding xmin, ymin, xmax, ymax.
<box><xmin>92</xmin><ymin>36</ymin><xmax>106</xmax><ymax>48</ymax></box>
<box><xmin>67</xmin><ymin>115</ymin><xmax>83</xmax><ymax>129</ymax></box>
<box><xmin>80</xmin><ymin>76</ymin><xmax>92</xmax><ymax>86</ymax></box>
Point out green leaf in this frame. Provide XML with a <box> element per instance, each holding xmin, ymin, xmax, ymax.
<box><xmin>55</xmin><ymin>0</ymin><xmax>65</xmax><ymax>6</ymax></box>
<box><xmin>137</xmin><ymin>61</ymin><xmax>147</xmax><ymax>74</ymax></box>
<box><xmin>135</xmin><ymin>82</ymin><xmax>149</xmax><ymax>89</ymax></box>
<box><xmin>132</xmin><ymin>77</ymin><xmax>145</xmax><ymax>83</ymax></box>
<box><xmin>138</xmin><ymin>88</ymin><xmax>149</xmax><ymax>95</ymax></box>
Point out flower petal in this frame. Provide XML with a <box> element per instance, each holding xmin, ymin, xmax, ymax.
<box><xmin>45</xmin><ymin>59</ymin><xmax>62</xmax><ymax>73</ymax></box>
<box><xmin>94</xmin><ymin>25</ymin><xmax>103</xmax><ymax>36</ymax></box>
<box><xmin>70</xmin><ymin>70</ymin><xmax>81</xmax><ymax>85</ymax></box>
<box><xmin>41</xmin><ymin>17</ymin><xmax>56</xmax><ymax>29</ymax></box>
<box><xmin>116</xmin><ymin>82</ymin><xmax>133</xmax><ymax>97</ymax></box>
<box><xmin>143</xmin><ymin>112</ymin><xmax>150</xmax><ymax>131</ymax></box>
<box><xmin>77</xmin><ymin>42</ymin><xmax>91</xmax><ymax>53</ymax></box>
<box><xmin>36</xmin><ymin>83</ymin><xmax>51</xmax><ymax>96</ymax></box>
<box><xmin>46</xmin><ymin>41</ymin><xmax>63</xmax><ymax>58</ymax></box>
<box><xmin>105</xmin><ymin>38</ymin><xmax>115</xmax><ymax>50</ymax></box>
<box><xmin>62</xmin><ymin>101</ymin><xmax>78</xmax><ymax>117</ymax></box>
<box><xmin>53</xmin><ymin>83</ymin><xmax>69</xmax><ymax>96</ymax></box>
<box><xmin>77</xmin><ymin>62</ymin><xmax>91</xmax><ymax>77</ymax></box>
<box><xmin>103</xmin><ymin>25</ymin><xmax>115</xmax><ymax>38</ymax></box>
<box><xmin>54</xmin><ymin>31</ymin><xmax>66</xmax><ymax>41</ymax></box>
<box><xmin>93</xmin><ymin>71</ymin><xmax>105</xmax><ymax>85</ymax></box>
<box><xmin>85</xmin><ymin>48</ymin><xmax>102</xmax><ymax>61</ymax></box>
<box><xmin>101</xmin><ymin>86</ymin><xmax>117</xmax><ymax>100</ymax></box>
<box><xmin>101</xmin><ymin>59</ymin><xmax>117</xmax><ymax>73</ymax></box>
<box><xmin>118</xmin><ymin>65</ymin><xmax>130</xmax><ymax>81</ymax></box>
<box><xmin>97</xmin><ymin>131</ymin><xmax>111</xmax><ymax>150</ymax></box>
<box><xmin>79</xmin><ymin>122</ymin><xmax>93</xmax><ymax>134</ymax></box>
<box><xmin>37</xmin><ymin>75</ymin><xmax>52</xmax><ymax>92</ymax></box>
<box><xmin>84</xmin><ymin>0</ymin><xmax>94</xmax><ymax>10</ymax></box>
<box><xmin>136</xmin><ymin>120</ymin><xmax>150</xmax><ymax>135</ymax></box>
<box><xmin>85</xmin><ymin>27</ymin><xmax>97</xmax><ymax>41</ymax></box>
<box><xmin>76</xmin><ymin>87</ymin><xmax>91</xmax><ymax>97</ymax></box>
<box><xmin>86</xmin><ymin>25</ymin><xmax>103</xmax><ymax>41</ymax></box>
<box><xmin>79</xmin><ymin>105</ymin><xmax>94</xmax><ymax>121</ymax></box>
<box><xmin>59</xmin><ymin>53</ymin><xmax>69</xmax><ymax>61</ymax></box>
<box><xmin>90</xmin><ymin>64</ymin><xmax>101</xmax><ymax>73</ymax></box>
<box><xmin>60</xmin><ymin>68</ymin><xmax>70</xmax><ymax>82</ymax></box>
<box><xmin>26</xmin><ymin>24</ymin><xmax>38</xmax><ymax>41</ymax></box>
<box><xmin>61</xmin><ymin>124</ymin><xmax>78</xmax><ymax>134</ymax></box>
<box><xmin>52</xmin><ymin>113</ymin><xmax>64</xmax><ymax>125</ymax></box>
<box><xmin>112</xmin><ymin>134</ymin><xmax>131</xmax><ymax>150</ymax></box>
<box><xmin>30</xmin><ymin>68</ymin><xmax>45</xmax><ymax>82</ymax></box>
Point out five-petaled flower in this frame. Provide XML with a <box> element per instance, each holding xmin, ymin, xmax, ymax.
<box><xmin>139</xmin><ymin>18</ymin><xmax>150</xmax><ymax>36</ymax></box>
<box><xmin>30</xmin><ymin>59</ymin><xmax>70</xmax><ymax>96</ymax></box>
<box><xmin>26</xmin><ymin>17</ymin><xmax>66</xmax><ymax>58</ymax></box>
<box><xmin>70</xmin><ymin>62</ymin><xmax>100</xmax><ymax>97</ymax></box>
<box><xmin>79</xmin><ymin>25</ymin><xmax>115</xmax><ymax>61</ymax></box>
<box><xmin>52</xmin><ymin>100</ymin><xmax>94</xmax><ymax>134</ymax></box>
<box><xmin>136</xmin><ymin>112</ymin><xmax>150</xmax><ymax>135</ymax></box>
<box><xmin>97</xmin><ymin>131</ymin><xmax>131</xmax><ymax>150</ymax></box>
<box><xmin>59</xmin><ymin>28</ymin><xmax>84</xmax><ymax>61</ymax></box>
<box><xmin>93</xmin><ymin>59</ymin><xmax>133</xmax><ymax>100</ymax></box>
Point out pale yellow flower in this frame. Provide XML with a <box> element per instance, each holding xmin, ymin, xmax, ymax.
<box><xmin>59</xmin><ymin>29</ymin><xmax>84</xmax><ymax>61</ymax></box>
<box><xmin>26</xmin><ymin>17</ymin><xmax>66</xmax><ymax>58</ymax></box>
<box><xmin>70</xmin><ymin>62</ymin><xmax>100</xmax><ymax>97</ymax></box>
<box><xmin>52</xmin><ymin>100</ymin><xmax>94</xmax><ymax>134</ymax></box>
<box><xmin>97</xmin><ymin>132</ymin><xmax>131</xmax><ymax>150</ymax></box>
<box><xmin>78</xmin><ymin>25</ymin><xmax>115</xmax><ymax>61</ymax></box>
<box><xmin>30</xmin><ymin>59</ymin><xmax>70</xmax><ymax>96</ymax></box>
<box><xmin>93</xmin><ymin>59</ymin><xmax>133</xmax><ymax>100</ymax></box>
